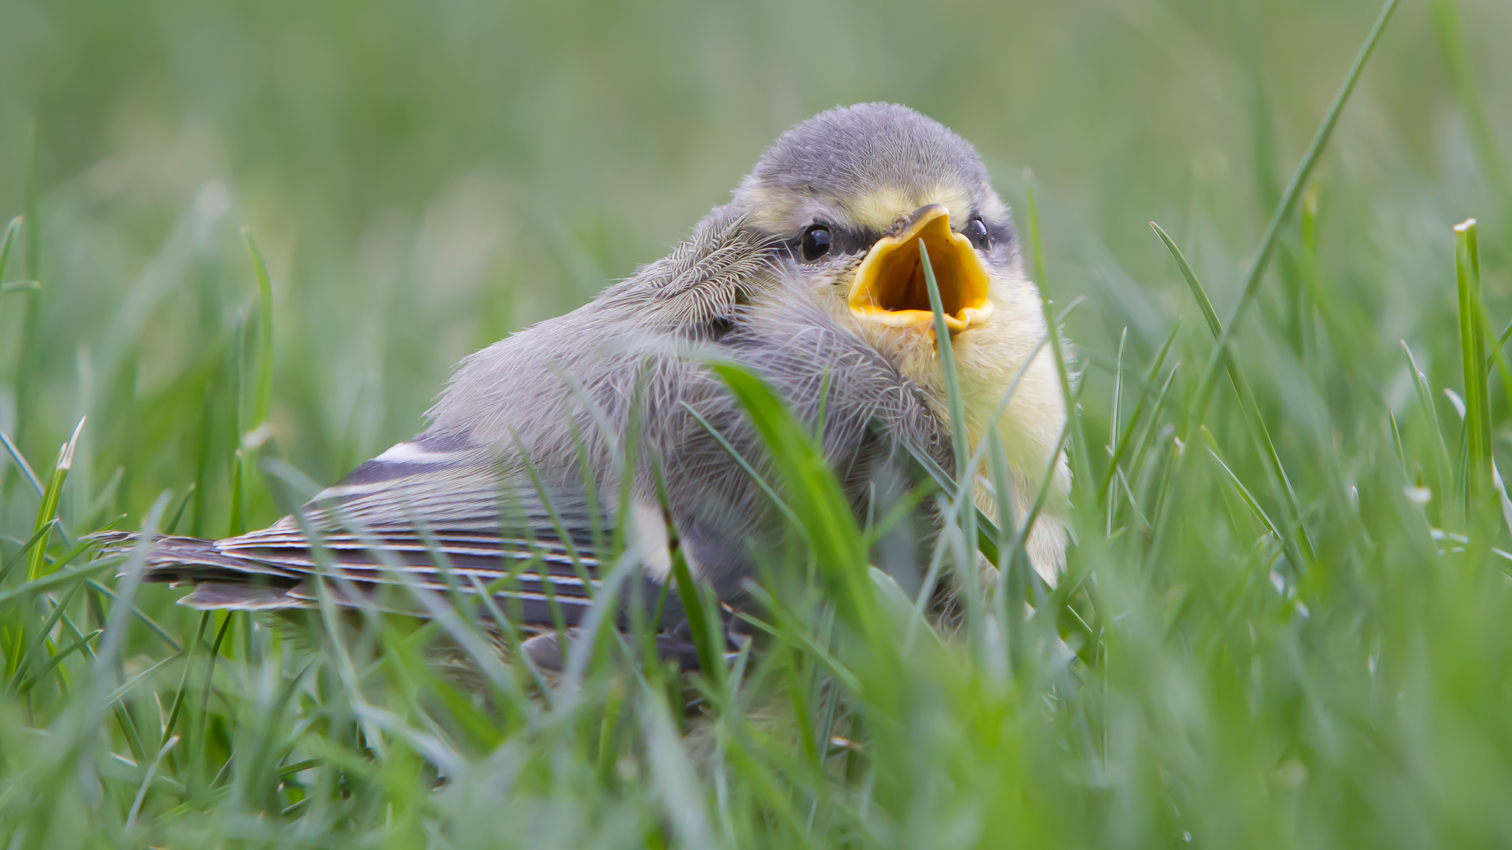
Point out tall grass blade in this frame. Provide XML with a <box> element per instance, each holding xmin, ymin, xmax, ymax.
<box><xmin>1402</xmin><ymin>342</ymin><xmax>1455</xmax><ymax>515</ymax></box>
<box><xmin>242</xmin><ymin>227</ymin><xmax>276</xmax><ymax>430</ymax></box>
<box><xmin>713</xmin><ymin>363</ymin><xmax>889</xmax><ymax>664</ymax></box>
<box><xmin>1153</xmin><ymin>221</ymin><xmax>1314</xmax><ymax>565</ymax></box>
<box><xmin>1453</xmin><ymin>218</ymin><xmax>1492</xmax><ymax>508</ymax></box>
<box><xmin>1097</xmin><ymin>321</ymin><xmax>1179</xmax><ymax>505</ymax></box>
<box><xmin>1189</xmin><ymin>0</ymin><xmax>1401</xmax><ymax>429</ymax></box>
<box><xmin>0</xmin><ymin>427</ymin><xmax>45</xmax><ymax>498</ymax></box>
<box><xmin>682</xmin><ymin>399</ymin><xmax>801</xmax><ymax>531</ymax></box>
<box><xmin>26</xmin><ymin>418</ymin><xmax>84</xmax><ymax>582</ymax></box>
<box><xmin>918</xmin><ymin>240</ymin><xmax>983</xmax><ymax>646</ymax></box>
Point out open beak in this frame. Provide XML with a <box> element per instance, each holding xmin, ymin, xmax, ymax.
<box><xmin>847</xmin><ymin>204</ymin><xmax>994</xmax><ymax>334</ymax></box>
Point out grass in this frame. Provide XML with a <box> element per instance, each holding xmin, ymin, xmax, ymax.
<box><xmin>3</xmin><ymin>0</ymin><xmax>1512</xmax><ymax>846</ymax></box>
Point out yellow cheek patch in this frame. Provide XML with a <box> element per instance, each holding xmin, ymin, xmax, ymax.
<box><xmin>736</xmin><ymin>184</ymin><xmax>797</xmax><ymax>232</ymax></box>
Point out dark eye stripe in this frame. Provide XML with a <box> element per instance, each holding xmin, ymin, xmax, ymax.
<box><xmin>786</xmin><ymin>224</ymin><xmax>880</xmax><ymax>259</ymax></box>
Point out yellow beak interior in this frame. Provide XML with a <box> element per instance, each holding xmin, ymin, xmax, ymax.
<box><xmin>847</xmin><ymin>205</ymin><xmax>993</xmax><ymax>333</ymax></box>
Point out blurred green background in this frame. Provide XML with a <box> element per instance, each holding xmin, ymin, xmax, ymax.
<box><xmin>1</xmin><ymin>0</ymin><xmax>1506</xmax><ymax>534</ymax></box>
<box><xmin>4</xmin><ymin>1</ymin><xmax>1512</xmax><ymax>847</ymax></box>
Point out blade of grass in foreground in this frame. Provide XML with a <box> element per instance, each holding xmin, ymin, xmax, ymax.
<box><xmin>895</xmin><ymin>296</ymin><xmax>1086</xmax><ymax>556</ymax></box>
<box><xmin>712</xmin><ymin>358</ymin><xmax>917</xmax><ymax>741</ymax></box>
<box><xmin>715</xmin><ymin>365</ymin><xmax>869</xmax><ymax>604</ymax></box>
<box><xmin>919</xmin><ymin>240</ymin><xmax>983</xmax><ymax>650</ymax></box>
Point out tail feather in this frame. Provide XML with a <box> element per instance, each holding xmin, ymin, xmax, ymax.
<box><xmin>180</xmin><ymin>583</ymin><xmax>306</xmax><ymax>610</ymax></box>
<box><xmin>86</xmin><ymin>529</ymin><xmax>592</xmax><ymax>627</ymax></box>
<box><xmin>89</xmin><ymin>531</ymin><xmax>304</xmax><ymax>582</ymax></box>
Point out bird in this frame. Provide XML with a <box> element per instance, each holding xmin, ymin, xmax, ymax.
<box><xmin>95</xmin><ymin>103</ymin><xmax>1070</xmax><ymax>670</ymax></box>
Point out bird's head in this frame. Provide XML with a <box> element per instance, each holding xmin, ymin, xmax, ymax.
<box><xmin>731</xmin><ymin>103</ymin><xmax>1039</xmax><ymax>378</ymax></box>
<box><xmin>725</xmin><ymin>104</ymin><xmax>1070</xmax><ymax>561</ymax></box>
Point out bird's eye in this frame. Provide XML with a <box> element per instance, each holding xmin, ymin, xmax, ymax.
<box><xmin>799</xmin><ymin>224</ymin><xmax>832</xmax><ymax>261</ymax></box>
<box><xmin>964</xmin><ymin>216</ymin><xmax>991</xmax><ymax>250</ymax></box>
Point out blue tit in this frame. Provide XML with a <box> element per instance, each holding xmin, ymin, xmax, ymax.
<box><xmin>97</xmin><ymin>103</ymin><xmax>1069</xmax><ymax>667</ymax></box>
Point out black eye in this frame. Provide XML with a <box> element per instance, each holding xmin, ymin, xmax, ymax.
<box><xmin>800</xmin><ymin>224</ymin><xmax>832</xmax><ymax>261</ymax></box>
<box><xmin>964</xmin><ymin>216</ymin><xmax>990</xmax><ymax>250</ymax></box>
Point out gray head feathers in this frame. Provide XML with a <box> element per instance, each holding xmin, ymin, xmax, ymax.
<box><xmin>741</xmin><ymin>103</ymin><xmax>988</xmax><ymax>205</ymax></box>
<box><xmin>734</xmin><ymin>103</ymin><xmax>1000</xmax><ymax>233</ymax></box>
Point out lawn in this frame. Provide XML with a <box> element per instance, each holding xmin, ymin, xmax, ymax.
<box><xmin>1</xmin><ymin>0</ymin><xmax>1511</xmax><ymax>846</ymax></box>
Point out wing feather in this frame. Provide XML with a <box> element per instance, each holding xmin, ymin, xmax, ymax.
<box><xmin>107</xmin><ymin>433</ymin><xmax>612</xmax><ymax>628</ymax></box>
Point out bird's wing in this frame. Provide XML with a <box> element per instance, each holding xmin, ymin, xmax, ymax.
<box><xmin>122</xmin><ymin>432</ymin><xmax>619</xmax><ymax>630</ymax></box>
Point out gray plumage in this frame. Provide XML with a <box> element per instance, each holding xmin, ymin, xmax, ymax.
<box><xmin>95</xmin><ymin>103</ymin><xmax>1070</xmax><ymax>668</ymax></box>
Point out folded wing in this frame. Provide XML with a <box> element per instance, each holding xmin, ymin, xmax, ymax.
<box><xmin>97</xmin><ymin>432</ymin><xmax>613</xmax><ymax>633</ymax></box>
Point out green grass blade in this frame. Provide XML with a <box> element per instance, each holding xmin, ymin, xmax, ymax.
<box><xmin>0</xmin><ymin>521</ymin><xmax>58</xmax><ymax>585</ymax></box>
<box><xmin>1151</xmin><ymin>222</ymin><xmax>1222</xmax><ymax>339</ymax></box>
<box><xmin>669</xmin><ymin>547</ymin><xmax>724</xmax><ymax>689</ymax></box>
<box><xmin>682</xmin><ymin>400</ymin><xmax>802</xmax><ymax>532</ymax></box>
<box><xmin>8</xmin><ymin>576</ymin><xmax>87</xmax><ymax>691</ymax></box>
<box><xmin>1402</xmin><ymin>342</ymin><xmax>1455</xmax><ymax>511</ymax></box>
<box><xmin>1200</xmin><ymin>426</ymin><xmax>1283</xmax><ymax>542</ymax></box>
<box><xmin>1188</xmin><ymin>0</ymin><xmax>1400</xmax><ymax>429</ymax></box>
<box><xmin>1152</xmin><ymin>221</ymin><xmax>1314</xmax><ymax>563</ymax></box>
<box><xmin>918</xmin><ymin>242</ymin><xmax>970</xmax><ymax>481</ymax></box>
<box><xmin>0</xmin><ymin>280</ymin><xmax>39</xmax><ymax>296</ymax></box>
<box><xmin>0</xmin><ymin>561</ymin><xmax>112</xmax><ymax>611</ymax></box>
<box><xmin>0</xmin><ymin>427</ymin><xmax>45</xmax><ymax>498</ymax></box>
<box><xmin>1097</xmin><ymin>321</ymin><xmax>1179</xmax><ymax>505</ymax></box>
<box><xmin>894</xmin><ymin>436</ymin><xmax>999</xmax><ymax>567</ymax></box>
<box><xmin>1105</xmin><ymin>327</ymin><xmax>1128</xmax><ymax>535</ymax></box>
<box><xmin>1454</xmin><ymin>218</ymin><xmax>1491</xmax><ymax>505</ymax></box>
<box><xmin>714</xmin><ymin>363</ymin><xmax>884</xmax><ymax>655</ymax></box>
<box><xmin>918</xmin><ymin>240</ymin><xmax>984</xmax><ymax>646</ymax></box>
<box><xmin>0</xmin><ymin>217</ymin><xmax>19</xmax><ymax>333</ymax></box>
<box><xmin>227</xmin><ymin>448</ymin><xmax>245</xmax><ymax>537</ymax></box>
<box><xmin>26</xmin><ymin>418</ymin><xmax>84</xmax><ymax>582</ymax></box>
<box><xmin>0</xmin><ymin>216</ymin><xmax>18</xmax><ymax>277</ymax></box>
<box><xmin>242</xmin><ymin>227</ymin><xmax>276</xmax><ymax>429</ymax></box>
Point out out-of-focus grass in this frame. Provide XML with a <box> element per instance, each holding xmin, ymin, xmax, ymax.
<box><xmin>2</xmin><ymin>0</ymin><xmax>1512</xmax><ymax>847</ymax></box>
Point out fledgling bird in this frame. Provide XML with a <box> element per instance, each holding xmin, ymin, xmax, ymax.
<box><xmin>98</xmin><ymin>103</ymin><xmax>1070</xmax><ymax>667</ymax></box>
